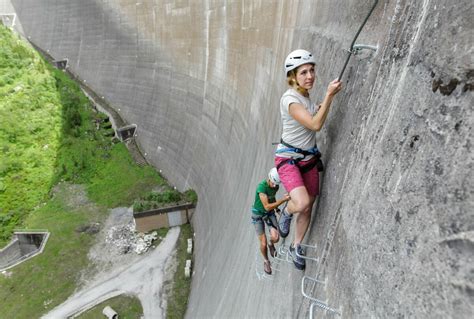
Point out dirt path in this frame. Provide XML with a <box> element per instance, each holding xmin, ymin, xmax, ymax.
<box><xmin>42</xmin><ymin>227</ymin><xmax>180</xmax><ymax>319</ymax></box>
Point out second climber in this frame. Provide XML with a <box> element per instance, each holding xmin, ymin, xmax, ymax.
<box><xmin>251</xmin><ymin>168</ymin><xmax>291</xmax><ymax>275</ymax></box>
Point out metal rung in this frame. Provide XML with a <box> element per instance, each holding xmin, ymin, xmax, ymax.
<box><xmin>310</xmin><ymin>302</ymin><xmax>341</xmax><ymax>317</ymax></box>
<box><xmin>272</xmin><ymin>262</ymin><xmax>282</xmax><ymax>273</ymax></box>
<box><xmin>270</xmin><ymin>249</ymin><xmax>283</xmax><ymax>272</ymax></box>
<box><xmin>295</xmin><ymin>243</ymin><xmax>319</xmax><ymax>262</ymax></box>
<box><xmin>274</xmin><ymin>237</ymin><xmax>292</xmax><ymax>263</ymax></box>
<box><xmin>352</xmin><ymin>43</ymin><xmax>378</xmax><ymax>54</ymax></box>
<box><xmin>302</xmin><ymin>276</ymin><xmax>341</xmax><ymax>316</ymax></box>
<box><xmin>278</xmin><ymin>243</ymin><xmax>289</xmax><ymax>255</ymax></box>
<box><xmin>255</xmin><ymin>268</ymin><xmax>273</xmax><ymax>281</ymax></box>
<box><xmin>274</xmin><ymin>244</ymin><xmax>292</xmax><ymax>263</ymax></box>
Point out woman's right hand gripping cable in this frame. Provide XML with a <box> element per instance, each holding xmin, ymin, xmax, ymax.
<box><xmin>327</xmin><ymin>79</ymin><xmax>343</xmax><ymax>97</ymax></box>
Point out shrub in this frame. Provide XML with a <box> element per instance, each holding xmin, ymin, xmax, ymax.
<box><xmin>184</xmin><ymin>189</ymin><xmax>198</xmax><ymax>204</ymax></box>
<box><xmin>133</xmin><ymin>189</ymin><xmax>188</xmax><ymax>213</ymax></box>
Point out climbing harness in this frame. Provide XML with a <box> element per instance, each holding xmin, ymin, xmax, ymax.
<box><xmin>338</xmin><ymin>0</ymin><xmax>380</xmax><ymax>81</ymax></box>
<box><xmin>251</xmin><ymin>209</ymin><xmax>279</xmax><ymax>229</ymax></box>
<box><xmin>275</xmin><ymin>139</ymin><xmax>324</xmax><ymax>173</ymax></box>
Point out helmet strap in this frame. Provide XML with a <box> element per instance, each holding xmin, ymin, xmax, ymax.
<box><xmin>295</xmin><ymin>85</ymin><xmax>309</xmax><ymax>97</ymax></box>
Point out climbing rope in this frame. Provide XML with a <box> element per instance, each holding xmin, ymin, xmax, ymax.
<box><xmin>337</xmin><ymin>0</ymin><xmax>380</xmax><ymax>81</ymax></box>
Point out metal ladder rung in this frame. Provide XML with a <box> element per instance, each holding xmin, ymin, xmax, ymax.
<box><xmin>310</xmin><ymin>302</ymin><xmax>341</xmax><ymax>317</ymax></box>
<box><xmin>274</xmin><ymin>244</ymin><xmax>292</xmax><ymax>263</ymax></box>
<box><xmin>352</xmin><ymin>43</ymin><xmax>378</xmax><ymax>54</ymax></box>
<box><xmin>302</xmin><ymin>276</ymin><xmax>341</xmax><ymax>316</ymax></box>
<box><xmin>295</xmin><ymin>243</ymin><xmax>319</xmax><ymax>262</ymax></box>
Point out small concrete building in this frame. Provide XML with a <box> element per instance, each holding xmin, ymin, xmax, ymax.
<box><xmin>133</xmin><ymin>203</ymin><xmax>194</xmax><ymax>233</ymax></box>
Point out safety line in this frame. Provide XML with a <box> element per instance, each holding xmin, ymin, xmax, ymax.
<box><xmin>337</xmin><ymin>0</ymin><xmax>380</xmax><ymax>81</ymax></box>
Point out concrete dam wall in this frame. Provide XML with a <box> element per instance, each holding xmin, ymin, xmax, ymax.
<box><xmin>9</xmin><ymin>0</ymin><xmax>473</xmax><ymax>318</ymax></box>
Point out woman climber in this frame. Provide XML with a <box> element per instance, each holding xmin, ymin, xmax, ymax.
<box><xmin>275</xmin><ymin>49</ymin><xmax>342</xmax><ymax>270</ymax></box>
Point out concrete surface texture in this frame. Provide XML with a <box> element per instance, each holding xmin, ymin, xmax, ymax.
<box><xmin>7</xmin><ymin>0</ymin><xmax>473</xmax><ymax>318</ymax></box>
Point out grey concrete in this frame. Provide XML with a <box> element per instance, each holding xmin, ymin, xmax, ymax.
<box><xmin>7</xmin><ymin>0</ymin><xmax>473</xmax><ymax>318</ymax></box>
<box><xmin>0</xmin><ymin>0</ymin><xmax>23</xmax><ymax>34</ymax></box>
<box><xmin>0</xmin><ymin>232</ymin><xmax>49</xmax><ymax>271</ymax></box>
<box><xmin>0</xmin><ymin>239</ymin><xmax>20</xmax><ymax>270</ymax></box>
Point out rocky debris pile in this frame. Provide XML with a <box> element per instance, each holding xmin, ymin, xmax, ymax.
<box><xmin>105</xmin><ymin>221</ymin><xmax>158</xmax><ymax>254</ymax></box>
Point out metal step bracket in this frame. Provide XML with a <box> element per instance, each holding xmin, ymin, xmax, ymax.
<box><xmin>295</xmin><ymin>243</ymin><xmax>319</xmax><ymax>262</ymax></box>
<box><xmin>352</xmin><ymin>43</ymin><xmax>378</xmax><ymax>55</ymax></box>
<box><xmin>275</xmin><ymin>243</ymin><xmax>288</xmax><ymax>261</ymax></box>
<box><xmin>271</xmin><ymin>258</ymin><xmax>282</xmax><ymax>273</ymax></box>
<box><xmin>310</xmin><ymin>302</ymin><xmax>341</xmax><ymax>318</ymax></box>
<box><xmin>274</xmin><ymin>236</ymin><xmax>294</xmax><ymax>264</ymax></box>
<box><xmin>302</xmin><ymin>276</ymin><xmax>341</xmax><ymax>316</ymax></box>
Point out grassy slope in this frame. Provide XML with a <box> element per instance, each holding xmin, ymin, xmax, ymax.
<box><xmin>0</xmin><ymin>186</ymin><xmax>101</xmax><ymax>317</ymax></box>
<box><xmin>88</xmin><ymin>145</ymin><xmax>168</xmax><ymax>208</ymax></box>
<box><xmin>77</xmin><ymin>294</ymin><xmax>143</xmax><ymax>319</ymax></box>
<box><xmin>0</xmin><ymin>26</ymin><xmax>63</xmax><ymax>242</ymax></box>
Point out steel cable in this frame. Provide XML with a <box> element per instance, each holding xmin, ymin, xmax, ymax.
<box><xmin>337</xmin><ymin>0</ymin><xmax>380</xmax><ymax>81</ymax></box>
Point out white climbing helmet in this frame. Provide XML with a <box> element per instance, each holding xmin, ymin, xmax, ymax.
<box><xmin>268</xmin><ymin>167</ymin><xmax>280</xmax><ymax>185</ymax></box>
<box><xmin>284</xmin><ymin>49</ymin><xmax>316</xmax><ymax>74</ymax></box>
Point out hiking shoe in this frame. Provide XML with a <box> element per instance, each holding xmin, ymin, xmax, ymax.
<box><xmin>263</xmin><ymin>260</ymin><xmax>272</xmax><ymax>275</ymax></box>
<box><xmin>278</xmin><ymin>209</ymin><xmax>292</xmax><ymax>238</ymax></box>
<box><xmin>290</xmin><ymin>243</ymin><xmax>306</xmax><ymax>270</ymax></box>
<box><xmin>268</xmin><ymin>243</ymin><xmax>277</xmax><ymax>258</ymax></box>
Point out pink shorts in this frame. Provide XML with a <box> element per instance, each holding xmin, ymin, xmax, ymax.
<box><xmin>274</xmin><ymin>156</ymin><xmax>320</xmax><ymax>197</ymax></box>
